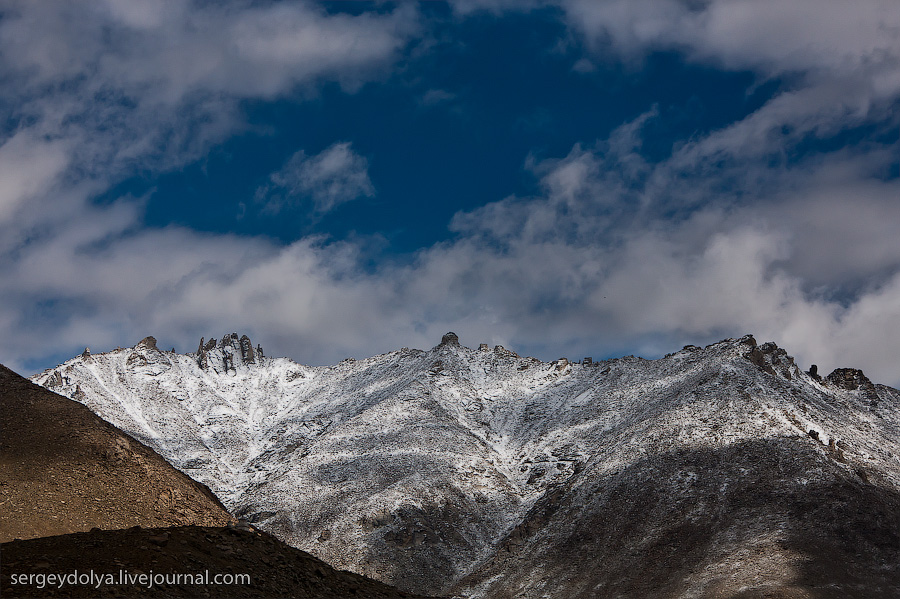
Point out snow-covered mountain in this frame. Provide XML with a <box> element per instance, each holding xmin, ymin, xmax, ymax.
<box><xmin>32</xmin><ymin>332</ymin><xmax>900</xmax><ymax>597</ymax></box>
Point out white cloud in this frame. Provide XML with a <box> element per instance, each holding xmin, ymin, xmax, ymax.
<box><xmin>560</xmin><ymin>0</ymin><xmax>900</xmax><ymax>159</ymax></box>
<box><xmin>561</xmin><ymin>0</ymin><xmax>900</xmax><ymax>76</ymax></box>
<box><xmin>4</xmin><ymin>130</ymin><xmax>900</xmax><ymax>386</ymax></box>
<box><xmin>257</xmin><ymin>142</ymin><xmax>375</xmax><ymax>214</ymax></box>
<box><xmin>0</xmin><ymin>1</ymin><xmax>418</xmax><ymax>231</ymax></box>
<box><xmin>0</xmin><ymin>131</ymin><xmax>72</xmax><ymax>222</ymax></box>
<box><xmin>0</xmin><ymin>1</ymin><xmax>419</xmax><ymax>102</ymax></box>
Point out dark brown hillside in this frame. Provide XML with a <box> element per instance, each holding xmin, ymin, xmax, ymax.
<box><xmin>1</xmin><ymin>525</ymin><xmax>433</xmax><ymax>598</ymax></box>
<box><xmin>0</xmin><ymin>364</ymin><xmax>234</xmax><ymax>542</ymax></box>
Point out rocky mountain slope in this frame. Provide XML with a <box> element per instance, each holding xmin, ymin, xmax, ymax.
<box><xmin>0</xmin><ymin>364</ymin><xmax>234</xmax><ymax>543</ymax></box>
<box><xmin>32</xmin><ymin>333</ymin><xmax>900</xmax><ymax>597</ymax></box>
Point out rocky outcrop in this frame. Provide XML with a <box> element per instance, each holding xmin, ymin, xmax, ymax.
<box><xmin>827</xmin><ymin>367</ymin><xmax>879</xmax><ymax>403</ymax></box>
<box><xmin>136</xmin><ymin>336</ymin><xmax>158</xmax><ymax>350</ymax></box>
<box><xmin>195</xmin><ymin>333</ymin><xmax>263</xmax><ymax>370</ymax></box>
<box><xmin>197</xmin><ymin>337</ymin><xmax>209</xmax><ymax>369</ymax></box>
<box><xmin>742</xmin><ymin>337</ymin><xmax>799</xmax><ymax>379</ymax></box>
<box><xmin>223</xmin><ymin>332</ymin><xmax>238</xmax><ymax>350</ymax></box>
<box><xmin>240</xmin><ymin>335</ymin><xmax>256</xmax><ymax>364</ymax></box>
<box><xmin>827</xmin><ymin>367</ymin><xmax>874</xmax><ymax>391</ymax></box>
<box><xmin>439</xmin><ymin>332</ymin><xmax>460</xmax><ymax>347</ymax></box>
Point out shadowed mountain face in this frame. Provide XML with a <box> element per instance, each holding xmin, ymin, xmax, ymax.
<box><xmin>31</xmin><ymin>334</ymin><xmax>900</xmax><ymax>597</ymax></box>
<box><xmin>1</xmin><ymin>525</ymin><xmax>434</xmax><ymax>598</ymax></box>
<box><xmin>0</xmin><ymin>364</ymin><xmax>234</xmax><ymax>542</ymax></box>
<box><xmin>452</xmin><ymin>438</ymin><xmax>900</xmax><ymax>599</ymax></box>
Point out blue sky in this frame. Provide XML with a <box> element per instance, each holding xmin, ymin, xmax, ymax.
<box><xmin>1</xmin><ymin>1</ymin><xmax>899</xmax><ymax>385</ymax></box>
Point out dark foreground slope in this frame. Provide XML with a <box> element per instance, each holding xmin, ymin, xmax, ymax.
<box><xmin>451</xmin><ymin>437</ymin><xmax>900</xmax><ymax>599</ymax></box>
<box><xmin>1</xmin><ymin>525</ymin><xmax>431</xmax><ymax>598</ymax></box>
<box><xmin>0</xmin><ymin>364</ymin><xmax>234</xmax><ymax>542</ymax></box>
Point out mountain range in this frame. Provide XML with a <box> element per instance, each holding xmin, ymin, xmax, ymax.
<box><xmin>30</xmin><ymin>332</ymin><xmax>900</xmax><ymax>598</ymax></box>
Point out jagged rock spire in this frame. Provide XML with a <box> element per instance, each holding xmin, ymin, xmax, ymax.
<box><xmin>197</xmin><ymin>337</ymin><xmax>209</xmax><ymax>370</ymax></box>
<box><xmin>239</xmin><ymin>335</ymin><xmax>255</xmax><ymax>364</ymax></box>
<box><xmin>196</xmin><ymin>333</ymin><xmax>263</xmax><ymax>370</ymax></box>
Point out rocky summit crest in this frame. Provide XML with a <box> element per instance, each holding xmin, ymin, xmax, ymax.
<box><xmin>195</xmin><ymin>332</ymin><xmax>264</xmax><ymax>372</ymax></box>
<box><xmin>439</xmin><ymin>331</ymin><xmax>460</xmax><ymax>347</ymax></box>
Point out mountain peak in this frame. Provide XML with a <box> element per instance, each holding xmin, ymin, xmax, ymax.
<box><xmin>135</xmin><ymin>335</ymin><xmax>158</xmax><ymax>350</ymax></box>
<box><xmin>439</xmin><ymin>331</ymin><xmax>460</xmax><ymax>347</ymax></box>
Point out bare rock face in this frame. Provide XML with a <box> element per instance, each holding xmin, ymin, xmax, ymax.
<box><xmin>439</xmin><ymin>331</ymin><xmax>460</xmax><ymax>346</ymax></box>
<box><xmin>0</xmin><ymin>364</ymin><xmax>235</xmax><ymax>543</ymax></box>
<box><xmin>452</xmin><ymin>438</ymin><xmax>900</xmax><ymax>599</ymax></box>
<box><xmin>240</xmin><ymin>335</ymin><xmax>256</xmax><ymax>364</ymax></box>
<box><xmin>195</xmin><ymin>333</ymin><xmax>263</xmax><ymax>370</ymax></box>
<box><xmin>828</xmin><ymin>367</ymin><xmax>880</xmax><ymax>404</ymax></box>
<box><xmin>827</xmin><ymin>367</ymin><xmax>874</xmax><ymax>391</ymax></box>
<box><xmin>197</xmin><ymin>337</ymin><xmax>209</xmax><ymax>369</ymax></box>
<box><xmin>743</xmin><ymin>338</ymin><xmax>799</xmax><ymax>379</ymax></box>
<box><xmin>136</xmin><ymin>335</ymin><xmax>158</xmax><ymax>350</ymax></box>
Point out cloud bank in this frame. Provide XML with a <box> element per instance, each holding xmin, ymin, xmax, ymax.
<box><xmin>1</xmin><ymin>1</ymin><xmax>899</xmax><ymax>387</ymax></box>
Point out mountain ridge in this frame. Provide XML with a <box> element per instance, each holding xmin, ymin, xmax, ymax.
<box><xmin>30</xmin><ymin>332</ymin><xmax>900</xmax><ymax>597</ymax></box>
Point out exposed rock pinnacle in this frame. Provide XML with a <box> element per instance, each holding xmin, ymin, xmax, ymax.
<box><xmin>239</xmin><ymin>335</ymin><xmax>256</xmax><ymax>364</ymax></box>
<box><xmin>136</xmin><ymin>336</ymin><xmax>158</xmax><ymax>351</ymax></box>
<box><xmin>440</xmin><ymin>332</ymin><xmax>460</xmax><ymax>347</ymax></box>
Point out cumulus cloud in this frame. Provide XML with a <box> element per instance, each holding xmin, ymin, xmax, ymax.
<box><xmin>256</xmin><ymin>143</ymin><xmax>375</xmax><ymax>214</ymax></box>
<box><xmin>561</xmin><ymin>0</ymin><xmax>900</xmax><ymax>157</ymax></box>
